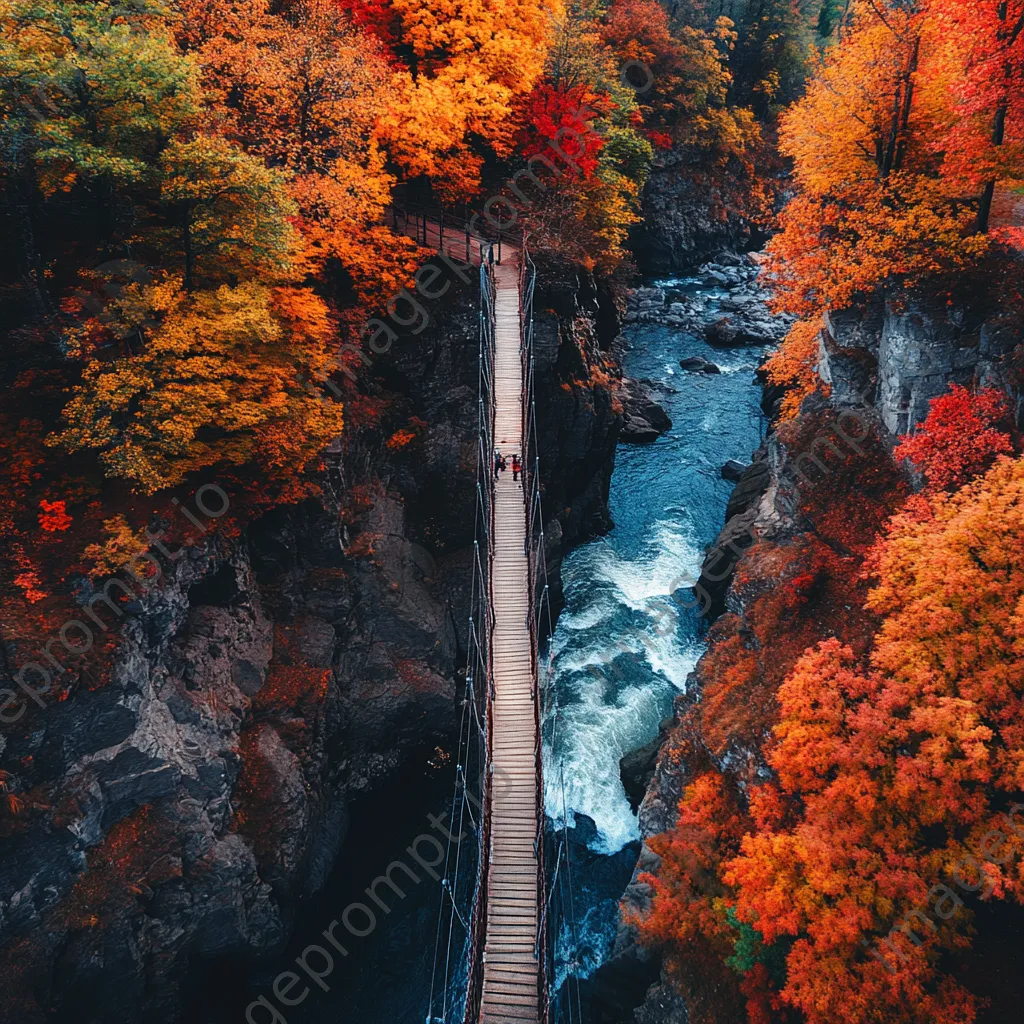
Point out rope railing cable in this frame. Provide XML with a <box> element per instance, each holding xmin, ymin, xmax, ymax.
<box><xmin>515</xmin><ymin>246</ymin><xmax>586</xmax><ymax>1024</ymax></box>
<box><xmin>426</xmin><ymin>243</ymin><xmax>496</xmax><ymax>1024</ymax></box>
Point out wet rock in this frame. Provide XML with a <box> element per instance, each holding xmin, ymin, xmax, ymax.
<box><xmin>679</xmin><ymin>356</ymin><xmax>720</xmax><ymax>374</ymax></box>
<box><xmin>624</xmin><ymin>288</ymin><xmax>698</xmax><ymax>328</ymax></box>
<box><xmin>620</xmin><ymin>717</ymin><xmax>674</xmax><ymax>811</ymax></box>
<box><xmin>721</xmin><ymin>459</ymin><xmax>748</xmax><ymax>482</ymax></box>
<box><xmin>705</xmin><ymin>309</ymin><xmax>792</xmax><ymax>348</ymax></box>
<box><xmin>700</xmin><ymin>268</ymin><xmax>731</xmax><ymax>287</ymax></box>
<box><xmin>618</xmin><ymin>378</ymin><xmax>672</xmax><ymax>443</ymax></box>
<box><xmin>631</xmin><ymin>286</ymin><xmax>666</xmax><ymax>311</ymax></box>
<box><xmin>696</xmin><ymin>455</ymin><xmax>772</xmax><ymax>619</ymax></box>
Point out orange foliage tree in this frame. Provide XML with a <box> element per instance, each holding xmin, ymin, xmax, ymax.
<box><xmin>763</xmin><ymin>317</ymin><xmax>826</xmax><ymax>420</ymax></box>
<box><xmin>374</xmin><ymin>0</ymin><xmax>563</xmax><ymax>199</ymax></box>
<box><xmin>765</xmin><ymin>0</ymin><xmax>1019</xmax><ymax>318</ymax></box>
<box><xmin>177</xmin><ymin>0</ymin><xmax>422</xmax><ymax>308</ymax></box>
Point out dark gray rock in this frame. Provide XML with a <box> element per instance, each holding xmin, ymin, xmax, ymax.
<box><xmin>679</xmin><ymin>356</ymin><xmax>720</xmax><ymax>374</ymax></box>
<box><xmin>696</xmin><ymin>455</ymin><xmax>772</xmax><ymax>619</ymax></box>
<box><xmin>634</xmin><ymin>981</ymin><xmax>690</xmax><ymax>1024</ymax></box>
<box><xmin>705</xmin><ymin>309</ymin><xmax>792</xmax><ymax>348</ymax></box>
<box><xmin>632</xmin><ymin>150</ymin><xmax>756</xmax><ymax>274</ymax></box>
<box><xmin>620</xmin><ymin>717</ymin><xmax>674</xmax><ymax>811</ymax></box>
<box><xmin>721</xmin><ymin>459</ymin><xmax>748</xmax><ymax>482</ymax></box>
<box><xmin>96</xmin><ymin>749</ymin><xmax>181</xmax><ymax>828</ymax></box>
<box><xmin>619</xmin><ymin>378</ymin><xmax>673</xmax><ymax>444</ymax></box>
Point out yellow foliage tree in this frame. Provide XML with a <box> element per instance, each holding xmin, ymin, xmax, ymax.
<box><xmin>766</xmin><ymin>1</ymin><xmax>993</xmax><ymax>316</ymax></box>
<box><xmin>52</xmin><ymin>280</ymin><xmax>344</xmax><ymax>493</ymax></box>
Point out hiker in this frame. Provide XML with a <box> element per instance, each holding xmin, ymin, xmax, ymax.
<box><xmin>499</xmin><ymin>454</ymin><xmax>508</xmax><ymax>475</ymax></box>
<box><xmin>512</xmin><ymin>455</ymin><xmax>521</xmax><ymax>482</ymax></box>
<box><xmin>494</xmin><ymin>450</ymin><xmax>501</xmax><ymax>479</ymax></box>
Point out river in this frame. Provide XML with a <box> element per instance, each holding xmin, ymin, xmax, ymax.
<box><xmin>543</xmin><ymin>274</ymin><xmax>768</xmax><ymax>1010</ymax></box>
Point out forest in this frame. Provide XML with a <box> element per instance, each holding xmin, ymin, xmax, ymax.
<box><xmin>1</xmin><ymin>1</ymin><xmax>1023</xmax><ymax>1023</ymax></box>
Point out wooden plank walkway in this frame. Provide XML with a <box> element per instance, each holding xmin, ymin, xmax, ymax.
<box><xmin>480</xmin><ymin>259</ymin><xmax>541</xmax><ymax>1024</ymax></box>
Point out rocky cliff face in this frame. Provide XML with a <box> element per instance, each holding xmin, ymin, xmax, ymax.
<box><xmin>0</xmin><ymin>266</ymin><xmax>624</xmax><ymax>1022</ymax></box>
<box><xmin>532</xmin><ymin>267</ymin><xmax>625</xmax><ymax>624</ymax></box>
<box><xmin>632</xmin><ymin>151</ymin><xmax>760</xmax><ymax>275</ymax></box>
<box><xmin>607</xmin><ymin>288</ymin><xmax>1024</xmax><ymax>1023</ymax></box>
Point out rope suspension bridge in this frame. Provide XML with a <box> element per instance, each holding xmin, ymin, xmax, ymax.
<box><xmin>393</xmin><ymin>208</ymin><xmax>584</xmax><ymax>1024</ymax></box>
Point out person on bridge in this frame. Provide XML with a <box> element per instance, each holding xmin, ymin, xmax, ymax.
<box><xmin>512</xmin><ymin>454</ymin><xmax>521</xmax><ymax>482</ymax></box>
<box><xmin>494</xmin><ymin>449</ymin><xmax>501</xmax><ymax>479</ymax></box>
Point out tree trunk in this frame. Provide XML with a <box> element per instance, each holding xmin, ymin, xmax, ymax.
<box><xmin>976</xmin><ymin>2</ymin><xmax>1010</xmax><ymax>235</ymax></box>
<box><xmin>976</xmin><ymin>105</ymin><xmax>1007</xmax><ymax>234</ymax></box>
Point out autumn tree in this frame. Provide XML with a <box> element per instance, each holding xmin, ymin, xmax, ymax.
<box><xmin>0</xmin><ymin>0</ymin><xmax>201</xmax><ymax>196</ymax></box>
<box><xmin>765</xmin><ymin>2</ymin><xmax>993</xmax><ymax>316</ymax></box>
<box><xmin>176</xmin><ymin>0</ymin><xmax>422</xmax><ymax>308</ymax></box>
<box><xmin>374</xmin><ymin>0</ymin><xmax>563</xmax><ymax>198</ymax></box>
<box><xmin>730</xmin><ymin>0</ymin><xmax>816</xmax><ymax>117</ymax></box>
<box><xmin>763</xmin><ymin>316</ymin><xmax>826</xmax><ymax>419</ymax></box>
<box><xmin>157</xmin><ymin>135</ymin><xmax>298</xmax><ymax>291</ymax></box>
<box><xmin>53</xmin><ymin>279</ymin><xmax>344</xmax><ymax>492</ymax></box>
<box><xmin>601</xmin><ymin>0</ymin><xmax>760</xmax><ymax>160</ymax></box>
<box><xmin>893</xmin><ymin>383</ymin><xmax>1014</xmax><ymax>490</ymax></box>
<box><xmin>932</xmin><ymin>0</ymin><xmax>1024</xmax><ymax>235</ymax></box>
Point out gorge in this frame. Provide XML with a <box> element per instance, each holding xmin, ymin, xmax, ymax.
<box><xmin>2</xmin><ymin>2</ymin><xmax>1024</xmax><ymax>1024</ymax></box>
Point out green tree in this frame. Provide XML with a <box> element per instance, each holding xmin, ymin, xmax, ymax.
<box><xmin>0</xmin><ymin>0</ymin><xmax>200</xmax><ymax>191</ymax></box>
<box><xmin>816</xmin><ymin>0</ymin><xmax>840</xmax><ymax>37</ymax></box>
<box><xmin>156</xmin><ymin>135</ymin><xmax>298</xmax><ymax>291</ymax></box>
<box><xmin>732</xmin><ymin>0</ymin><xmax>816</xmax><ymax>117</ymax></box>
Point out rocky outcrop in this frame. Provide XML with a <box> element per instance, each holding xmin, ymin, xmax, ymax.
<box><xmin>817</xmin><ymin>293</ymin><xmax>1024</xmax><ymax>436</ymax></box>
<box><xmin>704</xmin><ymin>310</ymin><xmax>790</xmax><ymax>348</ymax></box>
<box><xmin>632</xmin><ymin>151</ymin><xmax>759</xmax><ymax>274</ymax></box>
<box><xmin>619</xmin><ymin>378</ymin><xmax>673</xmax><ymax>442</ymax></box>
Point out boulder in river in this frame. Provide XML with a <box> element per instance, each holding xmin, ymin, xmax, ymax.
<box><xmin>679</xmin><ymin>356</ymin><xmax>720</xmax><ymax>374</ymax></box>
<box><xmin>620</xmin><ymin>717</ymin><xmax>675</xmax><ymax>812</ymax></box>
<box><xmin>704</xmin><ymin>309</ymin><xmax>792</xmax><ymax>348</ymax></box>
<box><xmin>618</xmin><ymin>377</ymin><xmax>672</xmax><ymax>443</ymax></box>
<box><xmin>630</xmin><ymin>286</ymin><xmax>666</xmax><ymax>312</ymax></box>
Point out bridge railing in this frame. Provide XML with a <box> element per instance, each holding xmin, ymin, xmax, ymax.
<box><xmin>427</xmin><ymin>244</ymin><xmax>497</xmax><ymax>1024</ymax></box>
<box><xmin>386</xmin><ymin>194</ymin><xmax>522</xmax><ymax>268</ymax></box>
<box><xmin>462</xmin><ymin>244</ymin><xmax>498</xmax><ymax>1024</ymax></box>
<box><xmin>520</xmin><ymin>251</ymin><xmax>584</xmax><ymax>1024</ymax></box>
<box><xmin>518</xmin><ymin>242</ymin><xmax>557</xmax><ymax>1024</ymax></box>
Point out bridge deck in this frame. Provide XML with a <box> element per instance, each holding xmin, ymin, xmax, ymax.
<box><xmin>480</xmin><ymin>260</ymin><xmax>541</xmax><ymax>1024</ymax></box>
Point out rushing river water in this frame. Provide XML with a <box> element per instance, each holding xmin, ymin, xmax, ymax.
<box><xmin>543</xmin><ymin>276</ymin><xmax>768</xmax><ymax>1000</ymax></box>
<box><xmin>208</xmin><ymin>277</ymin><xmax>766</xmax><ymax>1024</ymax></box>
